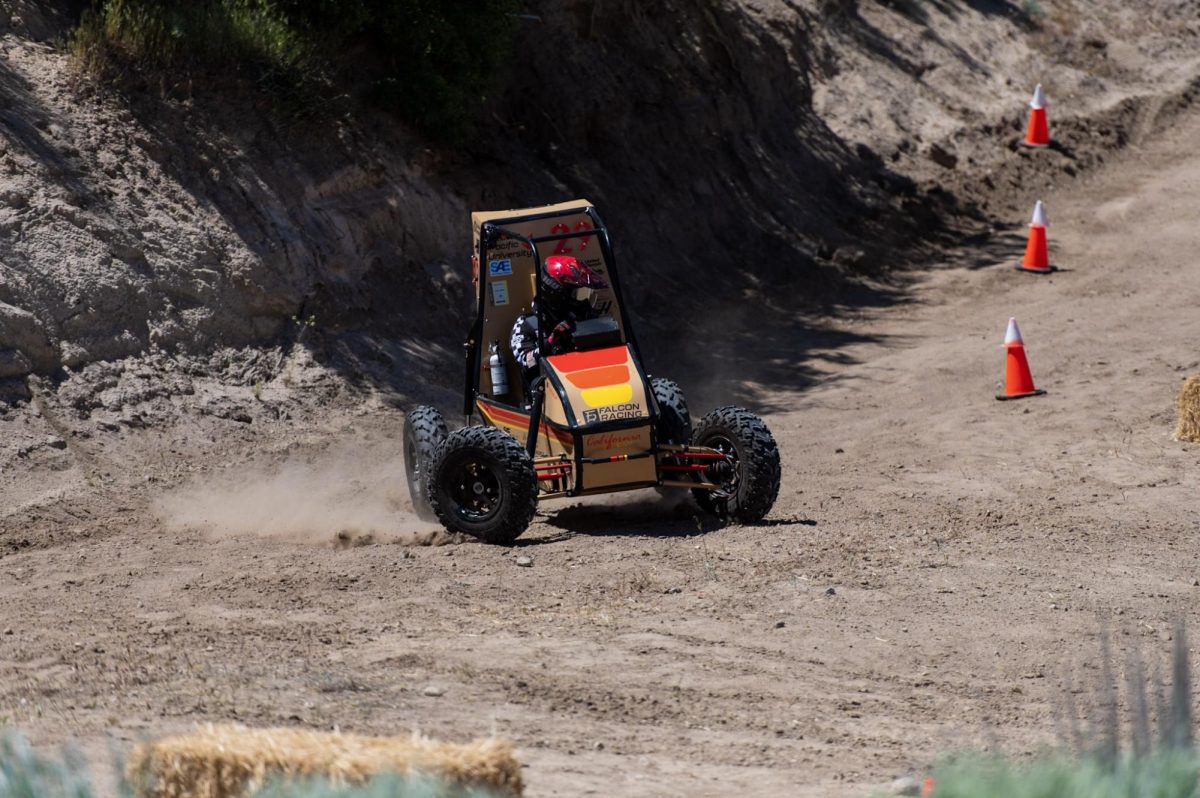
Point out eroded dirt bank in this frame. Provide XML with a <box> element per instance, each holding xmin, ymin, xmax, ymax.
<box><xmin>1</xmin><ymin>0</ymin><xmax>1199</xmax><ymax>406</ymax></box>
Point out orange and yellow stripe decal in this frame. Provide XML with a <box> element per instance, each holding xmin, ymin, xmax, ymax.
<box><xmin>548</xmin><ymin>348</ymin><xmax>626</xmax><ymax>371</ymax></box>
<box><xmin>477</xmin><ymin>400</ymin><xmax>573</xmax><ymax>444</ymax></box>
<box><xmin>563</xmin><ymin>364</ymin><xmax>628</xmax><ymax>389</ymax></box>
<box><xmin>548</xmin><ymin>346</ymin><xmax>635</xmax><ymax>410</ymax></box>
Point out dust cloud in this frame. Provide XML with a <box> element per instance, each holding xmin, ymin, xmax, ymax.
<box><xmin>155</xmin><ymin>442</ymin><xmax>448</xmax><ymax>545</ymax></box>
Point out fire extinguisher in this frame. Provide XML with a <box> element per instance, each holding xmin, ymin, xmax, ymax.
<box><xmin>489</xmin><ymin>341</ymin><xmax>508</xmax><ymax>396</ymax></box>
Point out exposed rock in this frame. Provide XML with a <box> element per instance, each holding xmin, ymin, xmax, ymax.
<box><xmin>928</xmin><ymin>143</ymin><xmax>958</xmax><ymax>169</ymax></box>
<box><xmin>0</xmin><ymin>348</ymin><xmax>31</xmax><ymax>378</ymax></box>
<box><xmin>888</xmin><ymin>775</ymin><xmax>920</xmax><ymax>796</ymax></box>
<box><xmin>0</xmin><ymin>302</ymin><xmax>57</xmax><ymax>373</ymax></box>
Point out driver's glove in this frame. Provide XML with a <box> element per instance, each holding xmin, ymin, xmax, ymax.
<box><xmin>549</xmin><ymin>320</ymin><xmax>573</xmax><ymax>342</ymax></box>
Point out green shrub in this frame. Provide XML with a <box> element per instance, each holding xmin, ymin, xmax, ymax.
<box><xmin>927</xmin><ymin>749</ymin><xmax>1200</xmax><ymax>798</ymax></box>
<box><xmin>255</xmin><ymin>773</ymin><xmax>505</xmax><ymax>798</ymax></box>
<box><xmin>70</xmin><ymin>0</ymin><xmax>519</xmax><ymax>142</ymax></box>
<box><xmin>914</xmin><ymin>626</ymin><xmax>1197</xmax><ymax>798</ymax></box>
<box><xmin>0</xmin><ymin>735</ymin><xmax>96</xmax><ymax>798</ymax></box>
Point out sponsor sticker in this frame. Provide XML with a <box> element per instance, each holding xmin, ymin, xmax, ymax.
<box><xmin>488</xmin><ymin>259</ymin><xmax>513</xmax><ymax>277</ymax></box>
<box><xmin>490</xmin><ymin>281</ymin><xmax>509</xmax><ymax>306</ymax></box>
<box><xmin>581</xmin><ymin>402</ymin><xmax>644</xmax><ymax>424</ymax></box>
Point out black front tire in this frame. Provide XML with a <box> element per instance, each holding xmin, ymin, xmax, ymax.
<box><xmin>403</xmin><ymin>405</ymin><xmax>449</xmax><ymax>522</ymax></box>
<box><xmin>651</xmin><ymin>377</ymin><xmax>692</xmax><ymax>446</ymax></box>
<box><xmin>428</xmin><ymin>426</ymin><xmax>538</xmax><ymax>544</ymax></box>
<box><xmin>691</xmin><ymin>406</ymin><xmax>781</xmax><ymax>523</ymax></box>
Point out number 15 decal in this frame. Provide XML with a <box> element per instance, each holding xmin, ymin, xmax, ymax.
<box><xmin>550</xmin><ymin>220</ymin><xmax>594</xmax><ymax>255</ymax></box>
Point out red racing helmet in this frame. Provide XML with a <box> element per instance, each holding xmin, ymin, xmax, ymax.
<box><xmin>544</xmin><ymin>255</ymin><xmax>607</xmax><ymax>290</ymax></box>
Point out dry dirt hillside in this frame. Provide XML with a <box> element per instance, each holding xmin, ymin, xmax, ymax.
<box><xmin>2</xmin><ymin>0</ymin><xmax>1200</xmax><ymax>796</ymax></box>
<box><xmin>1</xmin><ymin>1</ymin><xmax>1198</xmax><ymax>405</ymax></box>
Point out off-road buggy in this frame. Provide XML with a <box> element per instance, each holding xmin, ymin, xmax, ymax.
<box><xmin>403</xmin><ymin>200</ymin><xmax>780</xmax><ymax>544</ymax></box>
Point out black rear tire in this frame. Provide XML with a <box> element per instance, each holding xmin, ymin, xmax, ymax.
<box><xmin>651</xmin><ymin>377</ymin><xmax>692</xmax><ymax>446</ymax></box>
<box><xmin>428</xmin><ymin>426</ymin><xmax>538</xmax><ymax>544</ymax></box>
<box><xmin>403</xmin><ymin>405</ymin><xmax>448</xmax><ymax>522</ymax></box>
<box><xmin>691</xmin><ymin>406</ymin><xmax>781</xmax><ymax>523</ymax></box>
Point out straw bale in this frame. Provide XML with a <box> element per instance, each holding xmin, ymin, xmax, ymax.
<box><xmin>1175</xmin><ymin>374</ymin><xmax>1200</xmax><ymax>443</ymax></box>
<box><xmin>127</xmin><ymin>725</ymin><xmax>522</xmax><ymax>798</ymax></box>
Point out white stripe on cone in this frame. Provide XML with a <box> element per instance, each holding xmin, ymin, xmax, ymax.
<box><xmin>1030</xmin><ymin>83</ymin><xmax>1047</xmax><ymax>109</ymax></box>
<box><xmin>1030</xmin><ymin>199</ymin><xmax>1048</xmax><ymax>227</ymax></box>
<box><xmin>1004</xmin><ymin>317</ymin><xmax>1024</xmax><ymax>346</ymax></box>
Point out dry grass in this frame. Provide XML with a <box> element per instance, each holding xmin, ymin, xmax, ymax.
<box><xmin>1174</xmin><ymin>375</ymin><xmax>1200</xmax><ymax>442</ymax></box>
<box><xmin>126</xmin><ymin>724</ymin><xmax>522</xmax><ymax>798</ymax></box>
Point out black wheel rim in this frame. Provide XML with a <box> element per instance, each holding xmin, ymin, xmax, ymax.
<box><xmin>445</xmin><ymin>455</ymin><xmax>504</xmax><ymax>523</ymax></box>
<box><xmin>404</xmin><ymin>438</ymin><xmax>423</xmax><ymax>494</ymax></box>
<box><xmin>702</xmin><ymin>435</ymin><xmax>740</xmax><ymax>499</ymax></box>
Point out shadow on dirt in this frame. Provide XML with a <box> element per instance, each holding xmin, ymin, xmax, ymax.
<box><xmin>522</xmin><ymin>494</ymin><xmax>818</xmax><ymax>544</ymax></box>
<box><xmin>644</xmin><ymin>300</ymin><xmax>899</xmax><ymax>415</ymax></box>
<box><xmin>532</xmin><ymin>495</ymin><xmax>721</xmax><ymax>542</ymax></box>
<box><xmin>0</xmin><ymin>61</ymin><xmax>92</xmax><ymax>204</ymax></box>
<box><xmin>947</xmin><ymin>224</ymin><xmax>1036</xmax><ymax>271</ymax></box>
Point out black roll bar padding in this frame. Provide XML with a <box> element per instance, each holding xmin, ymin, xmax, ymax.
<box><xmin>462</xmin><ymin>338</ymin><xmax>476</xmax><ymax>419</ymax></box>
<box><xmin>526</xmin><ymin>376</ymin><xmax>546</xmax><ymax>457</ymax></box>
<box><xmin>464</xmin><ymin>225</ymin><xmax>495</xmax><ymax>418</ymax></box>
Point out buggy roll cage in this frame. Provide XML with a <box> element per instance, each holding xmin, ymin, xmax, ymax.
<box><xmin>462</xmin><ymin>205</ymin><xmax>646</xmax><ymax>419</ymax></box>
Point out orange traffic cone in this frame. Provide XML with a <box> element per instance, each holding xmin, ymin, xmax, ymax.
<box><xmin>1015</xmin><ymin>200</ymin><xmax>1056</xmax><ymax>274</ymax></box>
<box><xmin>996</xmin><ymin>318</ymin><xmax>1046</xmax><ymax>400</ymax></box>
<box><xmin>1023</xmin><ymin>83</ymin><xmax>1050</xmax><ymax>147</ymax></box>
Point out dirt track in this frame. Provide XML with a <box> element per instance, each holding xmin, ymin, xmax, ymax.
<box><xmin>4</xmin><ymin>106</ymin><xmax>1200</xmax><ymax>796</ymax></box>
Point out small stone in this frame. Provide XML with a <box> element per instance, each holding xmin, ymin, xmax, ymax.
<box><xmin>1191</xmin><ymin>578</ymin><xmax>1199</xmax><ymax>587</ymax></box>
<box><xmin>515</xmin><ymin>556</ymin><xmax>533</xmax><ymax>567</ymax></box>
<box><xmin>889</xmin><ymin>775</ymin><xmax>920</xmax><ymax>796</ymax></box>
<box><xmin>423</xmin><ymin>685</ymin><xmax>445</xmax><ymax>697</ymax></box>
<box><xmin>664</xmin><ymin>586</ymin><xmax>682</xmax><ymax>594</ymax></box>
<box><xmin>834</xmin><ymin>448</ymin><xmax>845</xmax><ymax>454</ymax></box>
<box><xmin>3</xmin><ymin>628</ymin><xmax>12</xmax><ymax>635</ymax></box>
<box><xmin>831</xmin><ymin>246</ymin><xmax>866</xmax><ymax>268</ymax></box>
<box><xmin>774</xmin><ymin>620</ymin><xmax>786</xmax><ymax>629</ymax></box>
<box><xmin>927</xmin><ymin>142</ymin><xmax>958</xmax><ymax>169</ymax></box>
<box><xmin>593</xmin><ymin>741</ymin><xmax>605</xmax><ymax>750</ymax></box>
<box><xmin>45</xmin><ymin>437</ymin><xmax>66</xmax><ymax>450</ymax></box>
<box><xmin>825</xmin><ymin>587</ymin><xmax>837</xmax><ymax>596</ymax></box>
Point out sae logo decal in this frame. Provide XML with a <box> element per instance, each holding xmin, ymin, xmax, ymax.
<box><xmin>488</xmin><ymin>259</ymin><xmax>513</xmax><ymax>277</ymax></box>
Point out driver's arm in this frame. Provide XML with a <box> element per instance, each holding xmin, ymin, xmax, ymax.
<box><xmin>510</xmin><ymin>316</ymin><xmax>538</xmax><ymax>369</ymax></box>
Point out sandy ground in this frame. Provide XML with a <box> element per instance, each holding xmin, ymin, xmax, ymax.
<box><xmin>4</xmin><ymin>107</ymin><xmax>1200</xmax><ymax>797</ymax></box>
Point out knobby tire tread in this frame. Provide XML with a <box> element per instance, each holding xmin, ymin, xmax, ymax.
<box><xmin>691</xmin><ymin>406</ymin><xmax>781</xmax><ymax>523</ymax></box>
<box><xmin>428</xmin><ymin>426</ymin><xmax>537</xmax><ymax>544</ymax></box>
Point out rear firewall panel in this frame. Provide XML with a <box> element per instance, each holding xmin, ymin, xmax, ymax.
<box><xmin>545</xmin><ymin>346</ymin><xmax>650</xmax><ymax>428</ymax></box>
